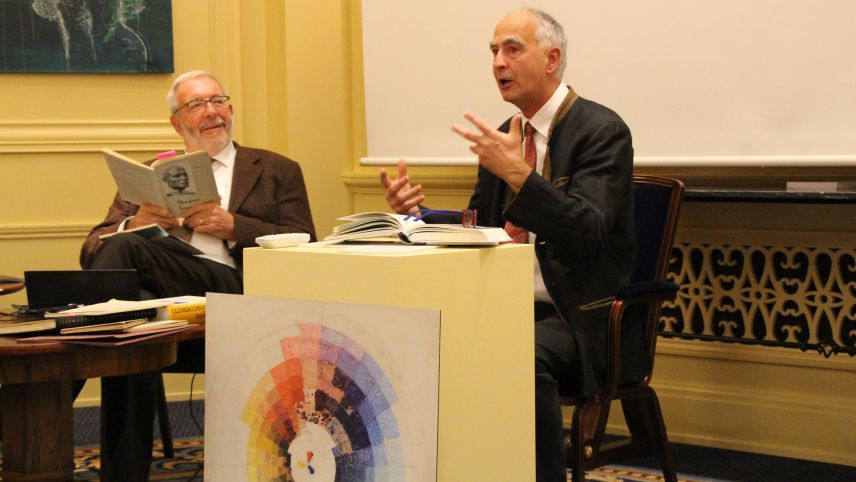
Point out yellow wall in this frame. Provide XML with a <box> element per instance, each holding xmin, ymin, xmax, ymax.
<box><xmin>0</xmin><ymin>0</ymin><xmax>363</xmax><ymax>304</ymax></box>
<box><xmin>0</xmin><ymin>1</ymin><xmax>368</xmax><ymax>404</ymax></box>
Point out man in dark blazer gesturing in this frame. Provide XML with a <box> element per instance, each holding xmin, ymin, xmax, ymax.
<box><xmin>80</xmin><ymin>70</ymin><xmax>316</xmax><ymax>481</ymax></box>
<box><xmin>380</xmin><ymin>9</ymin><xmax>634</xmax><ymax>482</ymax></box>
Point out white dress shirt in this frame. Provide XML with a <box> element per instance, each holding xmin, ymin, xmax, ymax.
<box><xmin>520</xmin><ymin>83</ymin><xmax>570</xmax><ymax>303</ymax></box>
<box><xmin>189</xmin><ymin>142</ymin><xmax>237</xmax><ymax>268</ymax></box>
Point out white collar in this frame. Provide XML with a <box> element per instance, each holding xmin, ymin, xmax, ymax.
<box><xmin>210</xmin><ymin>141</ymin><xmax>237</xmax><ymax>168</ymax></box>
<box><xmin>522</xmin><ymin>83</ymin><xmax>569</xmax><ymax>137</ymax></box>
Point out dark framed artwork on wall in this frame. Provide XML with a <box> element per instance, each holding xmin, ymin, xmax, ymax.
<box><xmin>0</xmin><ymin>0</ymin><xmax>174</xmax><ymax>73</ymax></box>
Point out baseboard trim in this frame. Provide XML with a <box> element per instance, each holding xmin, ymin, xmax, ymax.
<box><xmin>593</xmin><ymin>350</ymin><xmax>856</xmax><ymax>467</ymax></box>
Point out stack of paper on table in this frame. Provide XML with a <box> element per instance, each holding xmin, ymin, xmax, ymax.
<box><xmin>18</xmin><ymin>321</ymin><xmax>193</xmax><ymax>346</ymax></box>
<box><xmin>1</xmin><ymin>299</ymin><xmax>169</xmax><ymax>336</ymax></box>
<box><xmin>154</xmin><ymin>295</ymin><xmax>207</xmax><ymax>323</ymax></box>
<box><xmin>10</xmin><ymin>296</ymin><xmax>205</xmax><ymax>342</ymax></box>
<box><xmin>0</xmin><ymin>317</ymin><xmax>57</xmax><ymax>335</ymax></box>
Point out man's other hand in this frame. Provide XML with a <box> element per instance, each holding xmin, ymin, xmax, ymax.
<box><xmin>128</xmin><ymin>203</ymin><xmax>181</xmax><ymax>230</ymax></box>
<box><xmin>182</xmin><ymin>202</ymin><xmax>236</xmax><ymax>241</ymax></box>
<box><xmin>380</xmin><ymin>159</ymin><xmax>424</xmax><ymax>215</ymax></box>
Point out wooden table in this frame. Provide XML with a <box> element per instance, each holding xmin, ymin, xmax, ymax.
<box><xmin>0</xmin><ymin>325</ymin><xmax>204</xmax><ymax>482</ymax></box>
<box><xmin>0</xmin><ymin>276</ymin><xmax>24</xmax><ymax>296</ymax></box>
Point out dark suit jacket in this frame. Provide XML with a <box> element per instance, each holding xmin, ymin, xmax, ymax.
<box><xmin>81</xmin><ymin>143</ymin><xmax>316</xmax><ymax>271</ymax></box>
<box><xmin>429</xmin><ymin>97</ymin><xmax>636</xmax><ymax>396</ymax></box>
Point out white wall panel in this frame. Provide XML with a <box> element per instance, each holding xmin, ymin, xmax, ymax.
<box><xmin>362</xmin><ymin>1</ymin><xmax>856</xmax><ymax>161</ymax></box>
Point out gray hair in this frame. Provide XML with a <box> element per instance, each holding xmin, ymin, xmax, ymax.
<box><xmin>167</xmin><ymin>70</ymin><xmax>225</xmax><ymax>113</ymax></box>
<box><xmin>517</xmin><ymin>8</ymin><xmax>567</xmax><ymax>80</ymax></box>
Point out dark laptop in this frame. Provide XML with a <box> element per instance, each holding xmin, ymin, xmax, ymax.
<box><xmin>23</xmin><ymin>270</ymin><xmax>140</xmax><ymax>314</ymax></box>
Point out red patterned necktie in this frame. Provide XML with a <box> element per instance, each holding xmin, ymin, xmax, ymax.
<box><xmin>504</xmin><ymin>122</ymin><xmax>536</xmax><ymax>243</ymax></box>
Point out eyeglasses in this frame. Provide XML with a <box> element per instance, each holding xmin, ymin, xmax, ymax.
<box><xmin>405</xmin><ymin>209</ymin><xmax>478</xmax><ymax>228</ymax></box>
<box><xmin>173</xmin><ymin>95</ymin><xmax>230</xmax><ymax>114</ymax></box>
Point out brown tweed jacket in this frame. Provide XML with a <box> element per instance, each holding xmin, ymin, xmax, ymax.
<box><xmin>80</xmin><ymin>143</ymin><xmax>316</xmax><ymax>271</ymax></box>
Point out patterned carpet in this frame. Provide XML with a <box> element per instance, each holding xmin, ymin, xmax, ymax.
<box><xmin>74</xmin><ymin>439</ymin><xmax>203</xmax><ymax>481</ymax></box>
<box><xmin>64</xmin><ymin>401</ymin><xmax>856</xmax><ymax>481</ymax></box>
<box><xmin>70</xmin><ymin>439</ymin><xmax>714</xmax><ymax>482</ymax></box>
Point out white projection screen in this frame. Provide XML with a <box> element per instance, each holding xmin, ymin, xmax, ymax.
<box><xmin>361</xmin><ymin>0</ymin><xmax>856</xmax><ymax>164</ymax></box>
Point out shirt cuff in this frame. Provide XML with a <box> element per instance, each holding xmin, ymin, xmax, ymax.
<box><xmin>117</xmin><ymin>216</ymin><xmax>133</xmax><ymax>231</ymax></box>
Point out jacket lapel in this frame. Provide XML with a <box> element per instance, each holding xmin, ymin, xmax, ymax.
<box><xmin>229</xmin><ymin>143</ymin><xmax>263</xmax><ymax>212</ymax></box>
<box><xmin>544</xmin><ymin>86</ymin><xmax>579</xmax><ymax>182</ymax></box>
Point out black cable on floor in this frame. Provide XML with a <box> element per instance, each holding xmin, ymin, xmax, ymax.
<box><xmin>187</xmin><ymin>372</ymin><xmax>204</xmax><ymax>435</ymax></box>
<box><xmin>186</xmin><ymin>372</ymin><xmax>203</xmax><ymax>482</ymax></box>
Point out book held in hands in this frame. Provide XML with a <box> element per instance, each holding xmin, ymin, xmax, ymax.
<box><xmin>102</xmin><ymin>148</ymin><xmax>219</xmax><ymax>217</ymax></box>
<box><xmin>324</xmin><ymin>212</ymin><xmax>511</xmax><ymax>245</ymax></box>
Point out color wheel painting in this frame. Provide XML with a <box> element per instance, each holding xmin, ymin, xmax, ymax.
<box><xmin>205</xmin><ymin>294</ymin><xmax>441</xmax><ymax>482</ymax></box>
<box><xmin>242</xmin><ymin>324</ymin><xmax>403</xmax><ymax>481</ymax></box>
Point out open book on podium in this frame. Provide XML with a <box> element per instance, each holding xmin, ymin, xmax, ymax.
<box><xmin>324</xmin><ymin>212</ymin><xmax>511</xmax><ymax>245</ymax></box>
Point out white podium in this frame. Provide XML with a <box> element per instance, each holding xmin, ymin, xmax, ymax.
<box><xmin>243</xmin><ymin>243</ymin><xmax>535</xmax><ymax>481</ymax></box>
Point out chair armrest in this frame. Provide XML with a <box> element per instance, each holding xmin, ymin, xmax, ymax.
<box><xmin>615</xmin><ymin>280</ymin><xmax>678</xmax><ymax>301</ymax></box>
<box><xmin>579</xmin><ymin>281</ymin><xmax>679</xmax><ymax>311</ymax></box>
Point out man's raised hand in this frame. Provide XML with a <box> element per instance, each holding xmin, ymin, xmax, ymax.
<box><xmin>452</xmin><ymin>112</ymin><xmax>531</xmax><ymax>192</ymax></box>
<box><xmin>379</xmin><ymin>159</ymin><xmax>424</xmax><ymax>214</ymax></box>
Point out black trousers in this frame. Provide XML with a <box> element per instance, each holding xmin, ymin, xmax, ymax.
<box><xmin>535</xmin><ymin>302</ymin><xmax>578</xmax><ymax>482</ymax></box>
<box><xmin>91</xmin><ymin>234</ymin><xmax>242</xmax><ymax>297</ymax></box>
<box><xmin>86</xmin><ymin>234</ymin><xmax>242</xmax><ymax>481</ymax></box>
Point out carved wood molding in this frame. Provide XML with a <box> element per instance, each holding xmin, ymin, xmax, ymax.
<box><xmin>662</xmin><ymin>242</ymin><xmax>856</xmax><ymax>357</ymax></box>
<box><xmin>0</xmin><ymin>224</ymin><xmax>92</xmax><ymax>240</ymax></box>
<box><xmin>0</xmin><ymin>120</ymin><xmax>181</xmax><ymax>154</ymax></box>
<box><xmin>656</xmin><ymin>337</ymin><xmax>856</xmax><ymax>372</ymax></box>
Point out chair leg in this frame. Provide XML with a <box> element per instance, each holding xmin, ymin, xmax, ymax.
<box><xmin>621</xmin><ymin>396</ymin><xmax>655</xmax><ymax>440</ymax></box>
<box><xmin>568</xmin><ymin>434</ymin><xmax>587</xmax><ymax>482</ymax></box>
<box><xmin>567</xmin><ymin>405</ymin><xmax>589</xmax><ymax>482</ymax></box>
<box><xmin>622</xmin><ymin>389</ymin><xmax>677</xmax><ymax>482</ymax></box>
<box><xmin>643</xmin><ymin>389</ymin><xmax>677</xmax><ymax>482</ymax></box>
<box><xmin>156</xmin><ymin>375</ymin><xmax>175</xmax><ymax>458</ymax></box>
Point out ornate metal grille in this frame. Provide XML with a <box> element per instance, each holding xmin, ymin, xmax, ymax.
<box><xmin>660</xmin><ymin>243</ymin><xmax>856</xmax><ymax>357</ymax></box>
